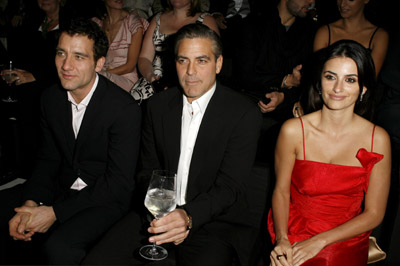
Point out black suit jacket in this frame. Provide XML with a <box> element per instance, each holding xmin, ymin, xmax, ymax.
<box><xmin>138</xmin><ymin>83</ymin><xmax>262</xmax><ymax>263</ymax></box>
<box><xmin>22</xmin><ymin>75</ymin><xmax>141</xmax><ymax>223</ymax></box>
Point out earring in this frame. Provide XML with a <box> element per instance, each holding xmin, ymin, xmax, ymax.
<box><xmin>318</xmin><ymin>90</ymin><xmax>322</xmax><ymax>95</ymax></box>
<box><xmin>360</xmin><ymin>94</ymin><xmax>364</xmax><ymax>102</ymax></box>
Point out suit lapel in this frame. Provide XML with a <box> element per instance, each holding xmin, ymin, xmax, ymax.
<box><xmin>59</xmin><ymin>88</ymin><xmax>75</xmax><ymax>159</ymax></box>
<box><xmin>187</xmin><ymin>85</ymin><xmax>225</xmax><ymax>192</ymax></box>
<box><xmin>163</xmin><ymin>89</ymin><xmax>183</xmax><ymax>173</ymax></box>
<box><xmin>74</xmin><ymin>77</ymin><xmax>106</xmax><ymax>157</ymax></box>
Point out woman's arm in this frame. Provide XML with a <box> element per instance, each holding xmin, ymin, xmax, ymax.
<box><xmin>370</xmin><ymin>28</ymin><xmax>389</xmax><ymax>75</ymax></box>
<box><xmin>202</xmin><ymin>14</ymin><xmax>220</xmax><ymax>35</ymax></box>
<box><xmin>313</xmin><ymin>25</ymin><xmax>329</xmax><ymax>52</ymax></box>
<box><xmin>270</xmin><ymin>119</ymin><xmax>300</xmax><ymax>266</ymax></box>
<box><xmin>107</xmin><ymin>27</ymin><xmax>144</xmax><ymax>75</ymax></box>
<box><xmin>138</xmin><ymin>16</ymin><xmax>157</xmax><ymax>82</ymax></box>
<box><xmin>291</xmin><ymin>126</ymin><xmax>391</xmax><ymax>266</ymax></box>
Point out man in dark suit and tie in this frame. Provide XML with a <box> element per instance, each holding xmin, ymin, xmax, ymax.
<box><xmin>0</xmin><ymin>19</ymin><xmax>141</xmax><ymax>265</ymax></box>
<box><xmin>83</xmin><ymin>23</ymin><xmax>263</xmax><ymax>265</ymax></box>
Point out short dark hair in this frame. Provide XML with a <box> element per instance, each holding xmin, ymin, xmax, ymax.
<box><xmin>311</xmin><ymin>40</ymin><xmax>377</xmax><ymax>119</ymax></box>
<box><xmin>61</xmin><ymin>18</ymin><xmax>109</xmax><ymax>62</ymax></box>
<box><xmin>174</xmin><ymin>23</ymin><xmax>223</xmax><ymax>61</ymax></box>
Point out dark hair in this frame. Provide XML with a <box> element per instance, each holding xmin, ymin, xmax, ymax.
<box><xmin>309</xmin><ymin>40</ymin><xmax>377</xmax><ymax>119</ymax></box>
<box><xmin>174</xmin><ymin>23</ymin><xmax>223</xmax><ymax>61</ymax></box>
<box><xmin>164</xmin><ymin>0</ymin><xmax>203</xmax><ymax>17</ymax></box>
<box><xmin>61</xmin><ymin>18</ymin><xmax>109</xmax><ymax>62</ymax></box>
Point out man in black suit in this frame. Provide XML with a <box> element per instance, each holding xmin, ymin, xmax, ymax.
<box><xmin>83</xmin><ymin>24</ymin><xmax>263</xmax><ymax>265</ymax></box>
<box><xmin>0</xmin><ymin>19</ymin><xmax>141</xmax><ymax>265</ymax></box>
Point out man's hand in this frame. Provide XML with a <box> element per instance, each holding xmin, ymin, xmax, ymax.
<box><xmin>258</xmin><ymin>92</ymin><xmax>284</xmax><ymax>113</ymax></box>
<box><xmin>14</xmin><ymin>205</ymin><xmax>57</xmax><ymax>234</ymax></box>
<box><xmin>282</xmin><ymin>64</ymin><xmax>302</xmax><ymax>88</ymax></box>
<box><xmin>9</xmin><ymin>212</ymin><xmax>34</xmax><ymax>241</ymax></box>
<box><xmin>148</xmin><ymin>209</ymin><xmax>189</xmax><ymax>245</ymax></box>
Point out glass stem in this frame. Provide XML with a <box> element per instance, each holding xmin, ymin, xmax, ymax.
<box><xmin>151</xmin><ymin>242</ymin><xmax>158</xmax><ymax>255</ymax></box>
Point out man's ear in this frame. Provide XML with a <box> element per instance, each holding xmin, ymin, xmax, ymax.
<box><xmin>95</xmin><ymin>57</ymin><xmax>106</xmax><ymax>72</ymax></box>
<box><xmin>216</xmin><ymin>55</ymin><xmax>223</xmax><ymax>74</ymax></box>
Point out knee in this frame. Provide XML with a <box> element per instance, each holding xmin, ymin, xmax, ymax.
<box><xmin>43</xmin><ymin>234</ymin><xmax>86</xmax><ymax>265</ymax></box>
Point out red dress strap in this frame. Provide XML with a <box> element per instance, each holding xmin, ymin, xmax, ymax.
<box><xmin>371</xmin><ymin>125</ymin><xmax>376</xmax><ymax>152</ymax></box>
<box><xmin>299</xmin><ymin>117</ymin><xmax>306</xmax><ymax>160</ymax></box>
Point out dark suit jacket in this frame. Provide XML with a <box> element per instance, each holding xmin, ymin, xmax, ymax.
<box><xmin>138</xmin><ymin>83</ymin><xmax>262</xmax><ymax>264</ymax></box>
<box><xmin>234</xmin><ymin>6</ymin><xmax>317</xmax><ymax>121</ymax></box>
<box><xmin>22</xmin><ymin>75</ymin><xmax>141</xmax><ymax>223</ymax></box>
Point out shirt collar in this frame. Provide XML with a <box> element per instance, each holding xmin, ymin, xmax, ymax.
<box><xmin>67</xmin><ymin>74</ymin><xmax>99</xmax><ymax>107</ymax></box>
<box><xmin>182</xmin><ymin>82</ymin><xmax>216</xmax><ymax>114</ymax></box>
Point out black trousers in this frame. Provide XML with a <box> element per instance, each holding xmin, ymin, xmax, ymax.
<box><xmin>0</xmin><ymin>184</ymin><xmax>124</xmax><ymax>265</ymax></box>
<box><xmin>82</xmin><ymin>210</ymin><xmax>237</xmax><ymax>266</ymax></box>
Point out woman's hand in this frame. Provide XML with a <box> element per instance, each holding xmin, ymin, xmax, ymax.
<box><xmin>1</xmin><ymin>68</ymin><xmax>35</xmax><ymax>85</ymax></box>
<box><xmin>270</xmin><ymin>238</ymin><xmax>294</xmax><ymax>266</ymax></box>
<box><xmin>291</xmin><ymin>237</ymin><xmax>325</xmax><ymax>266</ymax></box>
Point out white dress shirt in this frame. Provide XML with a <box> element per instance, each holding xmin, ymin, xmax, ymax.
<box><xmin>68</xmin><ymin>74</ymin><xmax>99</xmax><ymax>190</ymax></box>
<box><xmin>176</xmin><ymin>83</ymin><xmax>216</xmax><ymax>205</ymax></box>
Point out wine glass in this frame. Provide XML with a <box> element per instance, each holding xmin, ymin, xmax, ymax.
<box><xmin>1</xmin><ymin>61</ymin><xmax>18</xmax><ymax>103</ymax></box>
<box><xmin>139</xmin><ymin>170</ymin><xmax>177</xmax><ymax>261</ymax></box>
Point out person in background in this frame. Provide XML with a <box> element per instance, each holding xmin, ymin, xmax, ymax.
<box><xmin>233</xmin><ymin>0</ymin><xmax>317</xmax><ymax>163</ymax></box>
<box><xmin>3</xmin><ymin>0</ymin><xmax>67</xmax><ymax>88</ymax></box>
<box><xmin>373</xmin><ymin>27</ymin><xmax>400</xmax><ymax>266</ymax></box>
<box><xmin>313</xmin><ymin>0</ymin><xmax>389</xmax><ymax>75</ymax></box>
<box><xmin>124</xmin><ymin>0</ymin><xmax>154</xmax><ymax>19</ymax></box>
<box><xmin>132</xmin><ymin>0</ymin><xmax>218</xmax><ymax>102</ymax></box>
<box><xmin>0</xmin><ymin>0</ymin><xmax>72</xmax><ymax>180</ymax></box>
<box><xmin>268</xmin><ymin>40</ymin><xmax>390</xmax><ymax>266</ymax></box>
<box><xmin>152</xmin><ymin>0</ymin><xmax>210</xmax><ymax>15</ymax></box>
<box><xmin>0</xmin><ymin>18</ymin><xmax>141</xmax><ymax>265</ymax></box>
<box><xmin>93</xmin><ymin>0</ymin><xmax>149</xmax><ymax>92</ymax></box>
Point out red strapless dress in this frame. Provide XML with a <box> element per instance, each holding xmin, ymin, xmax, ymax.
<box><xmin>268</xmin><ymin>122</ymin><xmax>384</xmax><ymax>265</ymax></box>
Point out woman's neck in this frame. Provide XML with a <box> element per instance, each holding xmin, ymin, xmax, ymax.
<box><xmin>106</xmin><ymin>7</ymin><xmax>125</xmax><ymax>24</ymax></box>
<box><xmin>319</xmin><ymin>107</ymin><xmax>356</xmax><ymax>134</ymax></box>
<box><xmin>339</xmin><ymin>12</ymin><xmax>368</xmax><ymax>31</ymax></box>
<box><xmin>171</xmin><ymin>4</ymin><xmax>191</xmax><ymax>18</ymax></box>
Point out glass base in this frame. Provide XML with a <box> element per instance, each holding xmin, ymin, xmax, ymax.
<box><xmin>139</xmin><ymin>244</ymin><xmax>168</xmax><ymax>261</ymax></box>
<box><xmin>1</xmin><ymin>97</ymin><xmax>18</xmax><ymax>103</ymax></box>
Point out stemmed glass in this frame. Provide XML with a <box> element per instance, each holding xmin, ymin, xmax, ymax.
<box><xmin>139</xmin><ymin>170</ymin><xmax>177</xmax><ymax>261</ymax></box>
<box><xmin>1</xmin><ymin>60</ymin><xmax>18</xmax><ymax>103</ymax></box>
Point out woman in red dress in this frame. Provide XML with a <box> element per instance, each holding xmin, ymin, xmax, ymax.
<box><xmin>268</xmin><ymin>40</ymin><xmax>391</xmax><ymax>266</ymax></box>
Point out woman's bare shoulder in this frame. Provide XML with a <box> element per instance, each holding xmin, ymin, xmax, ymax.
<box><xmin>373</xmin><ymin>125</ymin><xmax>391</xmax><ymax>148</ymax></box>
<box><xmin>280</xmin><ymin>117</ymin><xmax>304</xmax><ymax>138</ymax></box>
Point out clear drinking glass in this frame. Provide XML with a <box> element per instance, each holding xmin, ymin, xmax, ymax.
<box><xmin>139</xmin><ymin>170</ymin><xmax>177</xmax><ymax>261</ymax></box>
<box><xmin>1</xmin><ymin>60</ymin><xmax>18</xmax><ymax>103</ymax></box>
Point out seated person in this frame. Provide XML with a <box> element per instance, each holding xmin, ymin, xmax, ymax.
<box><xmin>0</xmin><ymin>18</ymin><xmax>141</xmax><ymax>265</ymax></box>
<box><xmin>269</xmin><ymin>40</ymin><xmax>390</xmax><ymax>266</ymax></box>
<box><xmin>132</xmin><ymin>0</ymin><xmax>218</xmax><ymax>102</ymax></box>
<box><xmin>4</xmin><ymin>0</ymin><xmax>70</xmax><ymax>88</ymax></box>
<box><xmin>313</xmin><ymin>0</ymin><xmax>389</xmax><ymax>75</ymax></box>
<box><xmin>93</xmin><ymin>0</ymin><xmax>149</xmax><ymax>92</ymax></box>
<box><xmin>233</xmin><ymin>0</ymin><xmax>317</xmax><ymax>162</ymax></box>
<box><xmin>82</xmin><ymin>23</ymin><xmax>263</xmax><ymax>266</ymax></box>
